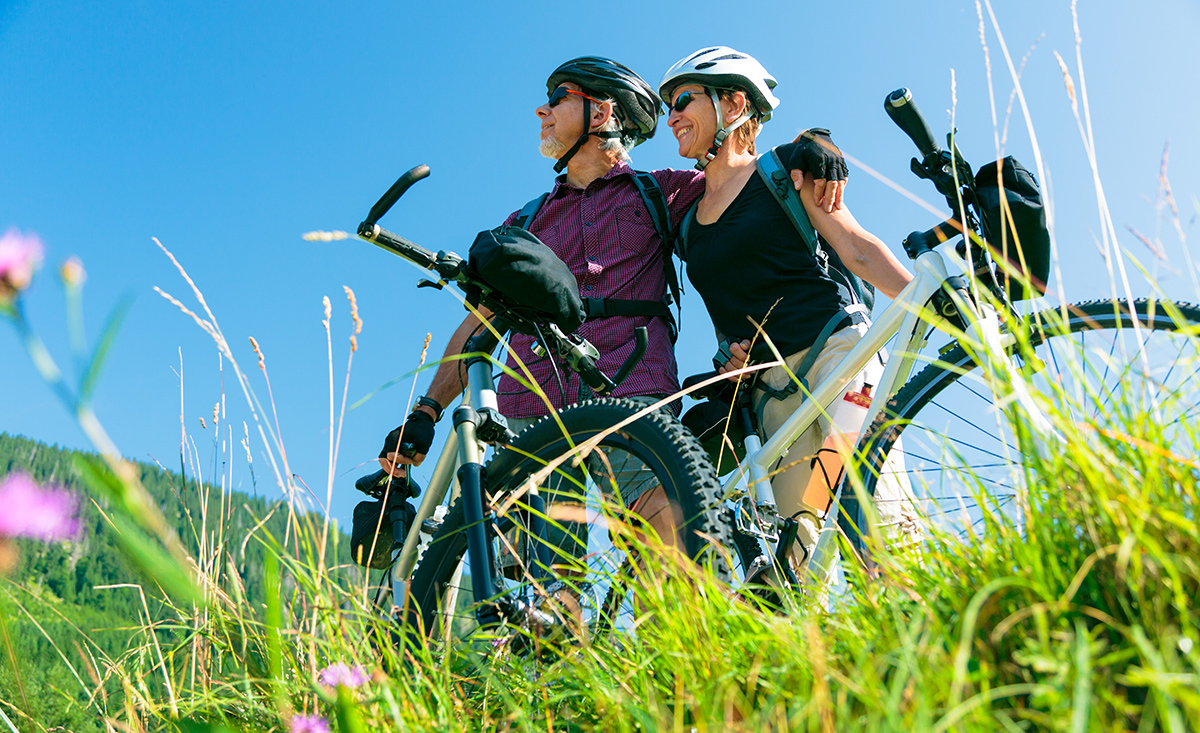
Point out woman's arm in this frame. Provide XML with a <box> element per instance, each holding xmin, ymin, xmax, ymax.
<box><xmin>798</xmin><ymin>173</ymin><xmax>912</xmax><ymax>300</ymax></box>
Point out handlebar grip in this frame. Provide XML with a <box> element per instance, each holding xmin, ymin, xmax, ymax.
<box><xmin>885</xmin><ymin>89</ymin><xmax>941</xmax><ymax>159</ymax></box>
<box><xmin>610</xmin><ymin>326</ymin><xmax>648</xmax><ymax>388</ymax></box>
<box><xmin>363</xmin><ymin>164</ymin><xmax>430</xmax><ymax>228</ymax></box>
<box><xmin>362</xmin><ymin>226</ymin><xmax>438</xmax><ymax>269</ymax></box>
<box><xmin>355</xmin><ymin>469</ymin><xmax>390</xmax><ymax>495</ymax></box>
<box><xmin>577</xmin><ymin>355</ymin><xmax>617</xmax><ymax>395</ymax></box>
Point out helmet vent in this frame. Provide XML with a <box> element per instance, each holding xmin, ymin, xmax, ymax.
<box><xmin>684</xmin><ymin>47</ymin><xmax>720</xmax><ymax>63</ymax></box>
<box><xmin>695</xmin><ymin>61</ymin><xmax>716</xmax><ymax>70</ymax></box>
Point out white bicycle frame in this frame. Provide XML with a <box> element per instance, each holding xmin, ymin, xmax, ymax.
<box><xmin>381</xmin><ymin>237</ymin><xmax>1060</xmax><ymax>610</ymax></box>
<box><xmin>719</xmin><ymin>237</ymin><xmax>1057</xmax><ymax>585</ymax></box>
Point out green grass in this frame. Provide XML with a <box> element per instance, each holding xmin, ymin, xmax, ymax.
<box><xmin>5</xmin><ymin>315</ymin><xmax>1197</xmax><ymax>731</ymax></box>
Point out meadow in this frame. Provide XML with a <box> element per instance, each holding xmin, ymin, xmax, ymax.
<box><xmin>3</xmin><ymin>225</ymin><xmax>1199</xmax><ymax>732</ymax></box>
<box><xmin>2</xmin><ymin>10</ymin><xmax>1198</xmax><ymax>728</ymax></box>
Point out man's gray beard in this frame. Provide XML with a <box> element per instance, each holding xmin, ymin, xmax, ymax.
<box><xmin>539</xmin><ymin>135</ymin><xmax>568</xmax><ymax>159</ymax></box>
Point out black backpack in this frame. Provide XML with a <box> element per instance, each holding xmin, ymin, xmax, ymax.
<box><xmin>467</xmin><ymin>226</ymin><xmax>586</xmax><ymax>333</ymax></box>
<box><xmin>514</xmin><ymin>171</ymin><xmax>681</xmax><ymax>341</ymax></box>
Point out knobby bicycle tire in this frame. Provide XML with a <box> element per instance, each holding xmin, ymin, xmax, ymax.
<box><xmin>405</xmin><ymin>398</ymin><xmax>729</xmax><ymax>645</ymax></box>
<box><xmin>846</xmin><ymin>298</ymin><xmax>1200</xmax><ymax>552</ymax></box>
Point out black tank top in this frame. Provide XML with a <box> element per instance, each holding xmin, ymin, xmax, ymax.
<box><xmin>685</xmin><ymin>143</ymin><xmax>852</xmax><ymax>357</ymax></box>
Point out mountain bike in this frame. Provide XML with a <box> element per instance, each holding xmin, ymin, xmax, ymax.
<box><xmin>353</xmin><ymin>169</ymin><xmax>730</xmax><ymax>648</ymax></box>
<box><xmin>667</xmin><ymin>88</ymin><xmax>1200</xmax><ymax>603</ymax></box>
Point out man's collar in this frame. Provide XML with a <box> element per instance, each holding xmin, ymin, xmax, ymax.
<box><xmin>548</xmin><ymin>161</ymin><xmax>635</xmax><ymax>199</ymax></box>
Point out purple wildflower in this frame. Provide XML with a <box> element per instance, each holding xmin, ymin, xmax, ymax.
<box><xmin>318</xmin><ymin>661</ymin><xmax>369</xmax><ymax>689</ymax></box>
<box><xmin>0</xmin><ymin>473</ymin><xmax>80</xmax><ymax>541</ymax></box>
<box><xmin>0</xmin><ymin>228</ymin><xmax>44</xmax><ymax>301</ymax></box>
<box><xmin>289</xmin><ymin>715</ymin><xmax>331</xmax><ymax>733</ymax></box>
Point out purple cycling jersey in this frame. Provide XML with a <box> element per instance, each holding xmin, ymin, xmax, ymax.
<box><xmin>496</xmin><ymin>163</ymin><xmax>704</xmax><ymax>418</ymax></box>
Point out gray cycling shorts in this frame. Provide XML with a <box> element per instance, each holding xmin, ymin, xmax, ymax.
<box><xmin>504</xmin><ymin>394</ymin><xmax>669</xmax><ymax>508</ymax></box>
<box><xmin>503</xmin><ymin>395</ymin><xmax>670</xmax><ymax>565</ymax></box>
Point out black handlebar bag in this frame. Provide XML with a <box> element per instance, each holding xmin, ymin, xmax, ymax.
<box><xmin>974</xmin><ymin>157</ymin><xmax>1051</xmax><ymax>301</ymax></box>
<box><xmin>468</xmin><ymin>226</ymin><xmax>585</xmax><ymax>333</ymax></box>
<box><xmin>351</xmin><ymin>495</ymin><xmax>416</xmax><ymax>569</ymax></box>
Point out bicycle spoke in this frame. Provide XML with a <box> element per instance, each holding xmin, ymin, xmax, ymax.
<box><xmin>854</xmin><ymin>299</ymin><xmax>1200</xmax><ymax>554</ymax></box>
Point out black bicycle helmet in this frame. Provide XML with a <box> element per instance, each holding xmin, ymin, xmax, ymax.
<box><xmin>545</xmin><ymin>56</ymin><xmax>663</xmax><ymax>172</ymax></box>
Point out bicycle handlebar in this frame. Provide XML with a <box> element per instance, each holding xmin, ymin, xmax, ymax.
<box><xmin>359</xmin><ymin>223</ymin><xmax>439</xmax><ymax>270</ymax></box>
<box><xmin>885</xmin><ymin>88</ymin><xmax>941</xmax><ymax>159</ymax></box>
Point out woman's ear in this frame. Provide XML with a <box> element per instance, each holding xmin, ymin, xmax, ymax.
<box><xmin>727</xmin><ymin>91</ymin><xmax>750</xmax><ymax>123</ymax></box>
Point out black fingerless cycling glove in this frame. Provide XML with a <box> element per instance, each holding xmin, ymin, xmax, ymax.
<box><xmin>797</xmin><ymin>128</ymin><xmax>848</xmax><ymax>182</ymax></box>
<box><xmin>379</xmin><ymin>411</ymin><xmax>436</xmax><ymax>459</ymax></box>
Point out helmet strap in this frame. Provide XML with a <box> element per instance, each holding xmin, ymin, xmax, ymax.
<box><xmin>695</xmin><ymin>90</ymin><xmax>752</xmax><ymax>171</ymax></box>
<box><xmin>552</xmin><ymin>97</ymin><xmax>622</xmax><ymax>174</ymax></box>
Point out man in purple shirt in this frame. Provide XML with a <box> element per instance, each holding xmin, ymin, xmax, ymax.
<box><xmin>376</xmin><ymin>58</ymin><xmax>845</xmax><ymax>562</ymax></box>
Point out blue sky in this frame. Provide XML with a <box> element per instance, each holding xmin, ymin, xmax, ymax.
<box><xmin>3</xmin><ymin>0</ymin><xmax>1198</xmax><ymax>527</ymax></box>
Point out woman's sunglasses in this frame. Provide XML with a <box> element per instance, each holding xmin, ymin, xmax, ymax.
<box><xmin>669</xmin><ymin>90</ymin><xmax>705</xmax><ymax>114</ymax></box>
<box><xmin>547</xmin><ymin>86</ymin><xmax>604</xmax><ymax>108</ymax></box>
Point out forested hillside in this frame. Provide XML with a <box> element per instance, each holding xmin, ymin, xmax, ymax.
<box><xmin>0</xmin><ymin>432</ymin><xmax>355</xmax><ymax>731</ymax></box>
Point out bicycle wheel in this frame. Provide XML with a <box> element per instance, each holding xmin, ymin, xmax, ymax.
<box><xmin>848</xmin><ymin>298</ymin><xmax>1200</xmax><ymax>550</ymax></box>
<box><xmin>406</xmin><ymin>397</ymin><xmax>730</xmax><ymax>645</ymax></box>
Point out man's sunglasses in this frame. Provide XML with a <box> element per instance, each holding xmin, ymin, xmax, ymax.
<box><xmin>669</xmin><ymin>90</ymin><xmax>706</xmax><ymax>114</ymax></box>
<box><xmin>547</xmin><ymin>86</ymin><xmax>604</xmax><ymax>108</ymax></box>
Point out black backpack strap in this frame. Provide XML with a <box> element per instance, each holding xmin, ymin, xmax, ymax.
<box><xmin>630</xmin><ymin>171</ymin><xmax>671</xmax><ymax>245</ymax></box>
<box><xmin>582</xmin><ymin>297</ymin><xmax>672</xmax><ymax>319</ymax></box>
<box><xmin>630</xmin><ymin>171</ymin><xmax>682</xmax><ymax>310</ymax></box>
<box><xmin>513</xmin><ymin>192</ymin><xmax>550</xmax><ymax>230</ymax></box>
<box><xmin>756</xmin><ymin>149</ymin><xmax>874</xmax><ymax>310</ymax></box>
<box><xmin>581</xmin><ymin>297</ymin><xmax>677</xmax><ymax>342</ymax></box>
<box><xmin>677</xmin><ymin>200</ymin><xmax>700</xmax><ymax>261</ymax></box>
<box><xmin>756</xmin><ymin>149</ymin><xmax>820</xmax><ymax>257</ymax></box>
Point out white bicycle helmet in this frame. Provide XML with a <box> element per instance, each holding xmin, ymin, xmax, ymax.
<box><xmin>658</xmin><ymin>47</ymin><xmax>780</xmax><ymax>169</ymax></box>
<box><xmin>659</xmin><ymin>46</ymin><xmax>779</xmax><ymax>121</ymax></box>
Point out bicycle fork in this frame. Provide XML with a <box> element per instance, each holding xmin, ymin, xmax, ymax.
<box><xmin>450</xmin><ymin>327</ymin><xmax>557</xmax><ymax>632</ymax></box>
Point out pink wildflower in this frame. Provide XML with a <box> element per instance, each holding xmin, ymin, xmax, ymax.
<box><xmin>289</xmin><ymin>715</ymin><xmax>331</xmax><ymax>733</ymax></box>
<box><xmin>0</xmin><ymin>228</ymin><xmax>44</xmax><ymax>301</ymax></box>
<box><xmin>318</xmin><ymin>661</ymin><xmax>369</xmax><ymax>689</ymax></box>
<box><xmin>0</xmin><ymin>473</ymin><xmax>80</xmax><ymax>541</ymax></box>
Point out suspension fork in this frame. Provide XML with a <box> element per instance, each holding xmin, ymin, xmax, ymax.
<box><xmin>453</xmin><ymin>320</ymin><xmax>555</xmax><ymax>629</ymax></box>
<box><xmin>451</xmin><ymin>325</ymin><xmax>511</xmax><ymax>628</ymax></box>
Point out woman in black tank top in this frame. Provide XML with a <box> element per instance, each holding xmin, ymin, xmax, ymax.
<box><xmin>658</xmin><ymin>47</ymin><xmax>923</xmax><ymax>567</ymax></box>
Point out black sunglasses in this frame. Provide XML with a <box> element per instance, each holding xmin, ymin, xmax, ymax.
<box><xmin>669</xmin><ymin>90</ymin><xmax>705</xmax><ymax>114</ymax></box>
<box><xmin>547</xmin><ymin>86</ymin><xmax>604</xmax><ymax>108</ymax></box>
